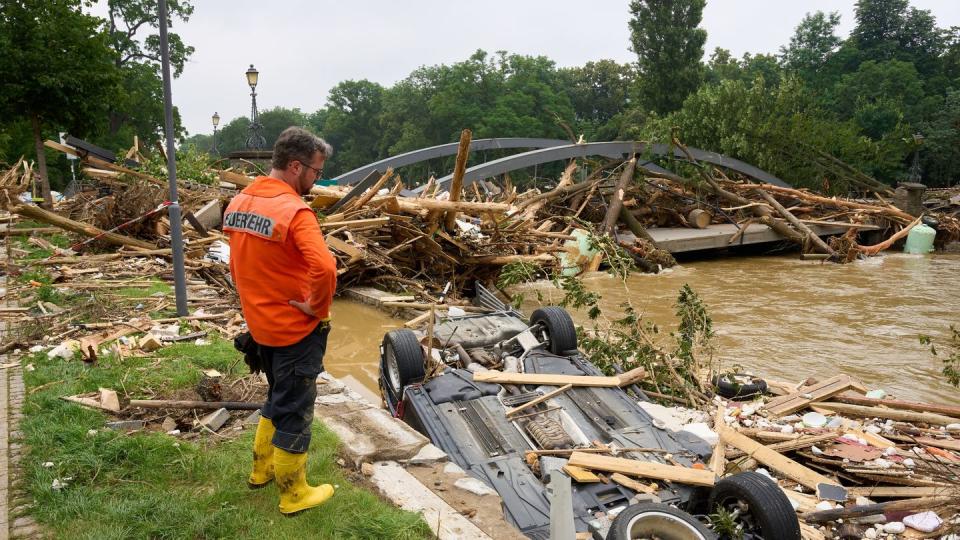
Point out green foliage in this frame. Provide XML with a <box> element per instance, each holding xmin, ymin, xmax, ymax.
<box><xmin>708</xmin><ymin>505</ymin><xmax>745</xmax><ymax>539</ymax></box>
<box><xmin>628</xmin><ymin>0</ymin><xmax>707</xmax><ymax>114</ymax></box>
<box><xmin>140</xmin><ymin>145</ymin><xmax>217</xmax><ymax>184</ymax></box>
<box><xmin>673</xmin><ymin>284</ymin><xmax>714</xmax><ymax>369</ymax></box>
<box><xmin>779</xmin><ymin>11</ymin><xmax>843</xmax><ymax>86</ymax></box>
<box><xmin>919</xmin><ymin>327</ymin><xmax>960</xmax><ymax>387</ymax></box>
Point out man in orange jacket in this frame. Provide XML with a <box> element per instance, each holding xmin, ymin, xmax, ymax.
<box><xmin>224</xmin><ymin>126</ymin><xmax>338</xmax><ymax>515</ymax></box>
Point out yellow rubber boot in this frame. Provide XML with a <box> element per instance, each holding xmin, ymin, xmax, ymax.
<box><xmin>274</xmin><ymin>448</ymin><xmax>335</xmax><ymax>515</ymax></box>
<box><xmin>248</xmin><ymin>416</ymin><xmax>276</xmax><ymax>488</ymax></box>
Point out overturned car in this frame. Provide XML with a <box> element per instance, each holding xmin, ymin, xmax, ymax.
<box><xmin>378</xmin><ymin>287</ymin><xmax>799</xmax><ymax>540</ymax></box>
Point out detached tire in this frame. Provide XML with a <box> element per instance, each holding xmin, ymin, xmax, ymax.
<box><xmin>531</xmin><ymin>307</ymin><xmax>577</xmax><ymax>355</ymax></box>
<box><xmin>607</xmin><ymin>503</ymin><xmax>715</xmax><ymax>540</ymax></box>
<box><xmin>381</xmin><ymin>329</ymin><xmax>425</xmax><ymax>396</ymax></box>
<box><xmin>711</xmin><ymin>373</ymin><xmax>768</xmax><ymax>401</ymax></box>
<box><xmin>708</xmin><ymin>472</ymin><xmax>801</xmax><ymax>540</ymax></box>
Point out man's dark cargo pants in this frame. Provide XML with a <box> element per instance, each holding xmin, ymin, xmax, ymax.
<box><xmin>259</xmin><ymin>321</ymin><xmax>331</xmax><ymax>453</ymax></box>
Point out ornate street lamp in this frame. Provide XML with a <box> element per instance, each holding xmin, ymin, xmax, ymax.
<box><xmin>245</xmin><ymin>64</ymin><xmax>266</xmax><ymax>150</ymax></box>
<box><xmin>211</xmin><ymin>111</ymin><xmax>220</xmax><ymax>156</ymax></box>
<box><xmin>908</xmin><ymin>132</ymin><xmax>924</xmax><ymax>184</ymax></box>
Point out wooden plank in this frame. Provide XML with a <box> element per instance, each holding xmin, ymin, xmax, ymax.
<box><xmin>325</xmin><ymin>236</ymin><xmax>365</xmax><ymax>265</ymax></box>
<box><xmin>843</xmin><ymin>428</ymin><xmax>896</xmax><ymax>449</ymax></box>
<box><xmin>505</xmin><ymin>384</ymin><xmax>572</xmax><ymax>417</ymax></box>
<box><xmin>610</xmin><ymin>473</ymin><xmax>658</xmax><ymax>495</ymax></box>
<box><xmin>562</xmin><ymin>465</ymin><xmax>600</xmax><ymax>483</ymax></box>
<box><xmin>827</xmin><ymin>394</ymin><xmax>960</xmax><ymax>418</ymax></box>
<box><xmin>847</xmin><ymin>486</ymin><xmax>951</xmax><ymax>498</ymax></box>
<box><xmin>780</xmin><ymin>487</ymin><xmax>819</xmax><ymax>513</ymax></box>
<box><xmin>764</xmin><ymin>375</ymin><xmax>865</xmax><ymax>416</ymax></box>
<box><xmin>708</xmin><ymin>406</ymin><xmax>727</xmax><ymax>477</ymax></box>
<box><xmin>727</xmin><ymin>432</ymin><xmax>840</xmax><ymax>460</ymax></box>
<box><xmin>813</xmin><ymin>402</ymin><xmax>960</xmax><ymax>426</ymax></box>
<box><xmin>319</xmin><ymin>217</ymin><xmax>390</xmax><ymax>229</ymax></box>
<box><xmin>718</xmin><ymin>425</ymin><xmax>845</xmax><ymax>498</ymax></box>
<box><xmin>567</xmin><ymin>452</ymin><xmax>716</xmax><ymax>487</ymax></box>
<box><xmin>474</xmin><ymin>367</ymin><xmax>645</xmax><ymax>388</ymax></box>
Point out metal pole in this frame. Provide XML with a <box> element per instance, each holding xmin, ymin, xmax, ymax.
<box><xmin>158</xmin><ymin>0</ymin><xmax>189</xmax><ymax>317</ymax></box>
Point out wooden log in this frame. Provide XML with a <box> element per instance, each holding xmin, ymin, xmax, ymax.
<box><xmin>343</xmin><ymin>168</ymin><xmax>394</xmax><ymax>212</ymax></box>
<box><xmin>803</xmin><ymin>496</ymin><xmax>954</xmax><ymax>524</ymax></box>
<box><xmin>610</xmin><ymin>473</ymin><xmax>658</xmax><ymax>494</ymax></box>
<box><xmin>812</xmin><ymin>402</ymin><xmax>960</xmax><ymax>426</ymax></box>
<box><xmin>858</xmin><ymin>216</ymin><xmax>922</xmax><ymax>256</ymax></box>
<box><xmin>687</xmin><ymin>209</ymin><xmax>711</xmax><ymax>229</ymax></box>
<box><xmin>9</xmin><ymin>203</ymin><xmax>156</xmax><ymax>250</ymax></box>
<box><xmin>600</xmin><ymin>157</ymin><xmax>637</xmax><ymax>235</ymax></box>
<box><xmin>444</xmin><ymin>129</ymin><xmax>472</xmax><ymax>230</ymax></box>
<box><xmin>729</xmin><ymin>183</ymin><xmax>914</xmax><ymax>223</ymax></box>
<box><xmin>756</xmin><ymin>190</ymin><xmax>836</xmax><ymax>256</ymax></box>
<box><xmin>505</xmin><ymin>384</ymin><xmax>572</xmax><ymax>417</ymax></box>
<box><xmin>828</xmin><ymin>394</ymin><xmax>960</xmax><ymax>418</ymax></box>
<box><xmin>847</xmin><ymin>486</ymin><xmax>951</xmax><ymax>498</ymax></box>
<box><xmin>462</xmin><ymin>253</ymin><xmax>556</xmax><ymax>265</ymax></box>
<box><xmin>128</xmin><ymin>399</ymin><xmax>261</xmax><ymax>410</ymax></box>
<box><xmin>397</xmin><ymin>198</ymin><xmax>512</xmax><ymax>214</ymax></box>
<box><xmin>567</xmin><ymin>452</ymin><xmax>716</xmax><ymax>487</ymax></box>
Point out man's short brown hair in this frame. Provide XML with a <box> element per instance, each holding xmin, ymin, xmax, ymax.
<box><xmin>271</xmin><ymin>127</ymin><xmax>333</xmax><ymax>170</ymax></box>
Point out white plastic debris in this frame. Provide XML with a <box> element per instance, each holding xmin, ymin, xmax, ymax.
<box><xmin>815</xmin><ymin>501</ymin><xmax>835</xmax><ymax>511</ymax></box>
<box><xmin>781</xmin><ymin>425</ymin><xmax>795</xmax><ymax>434</ymax></box>
<box><xmin>883</xmin><ymin>446</ymin><xmax>898</xmax><ymax>456</ymax></box>
<box><xmin>447</xmin><ymin>306</ymin><xmax>467</xmax><ymax>317</ymax></box>
<box><xmin>754</xmin><ymin>468</ymin><xmax>775</xmax><ymax>482</ymax></box>
<box><xmin>882</xmin><ymin>521</ymin><xmax>905</xmax><ymax>534</ymax></box>
<box><xmin>811</xmin><ymin>445</ymin><xmax>824</xmax><ymax>456</ymax></box>
<box><xmin>28</xmin><ymin>344</ymin><xmax>44</xmax><ymax>353</ymax></box>
<box><xmin>903</xmin><ymin>458</ymin><xmax>916</xmax><ymax>468</ymax></box>
<box><xmin>87</xmin><ymin>429</ymin><xmax>98</xmax><ymax>437</ymax></box>
<box><xmin>855</xmin><ymin>496</ymin><xmax>874</xmax><ymax>506</ymax></box>
<box><xmin>865</xmin><ymin>389</ymin><xmax>887</xmax><ymax>399</ymax></box>
<box><xmin>864</xmin><ymin>424</ymin><xmax>882</xmax><ymax>434</ymax></box>
<box><xmin>802</xmin><ymin>412</ymin><xmax>827</xmax><ymax>428</ymax></box>
<box><xmin>826</xmin><ymin>416</ymin><xmax>844</xmax><ymax>429</ymax></box>
<box><xmin>740</xmin><ymin>405</ymin><xmax>756</xmax><ymax>416</ymax></box>
<box><xmin>872</xmin><ymin>458</ymin><xmax>894</xmax><ymax>469</ymax></box>
<box><xmin>903</xmin><ymin>511</ymin><xmax>942</xmax><ymax>533</ymax></box>
<box><xmin>946</xmin><ymin>423</ymin><xmax>960</xmax><ymax>432</ymax></box>
<box><xmin>42</xmin><ymin>462</ymin><xmax>54</xmax><ymax>468</ymax></box>
<box><xmin>47</xmin><ymin>340</ymin><xmax>80</xmax><ymax>360</ymax></box>
<box><xmin>205</xmin><ymin>240</ymin><xmax>231</xmax><ymax>264</ymax></box>
<box><xmin>863</xmin><ymin>528</ymin><xmax>878</xmax><ymax>539</ymax></box>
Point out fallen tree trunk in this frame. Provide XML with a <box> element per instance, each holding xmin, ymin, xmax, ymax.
<box><xmin>10</xmin><ymin>203</ymin><xmax>156</xmax><ymax>251</ymax></box>
<box><xmin>756</xmin><ymin>190</ymin><xmax>836</xmax><ymax>257</ymax></box>
<box><xmin>444</xmin><ymin>129</ymin><xmax>472</xmax><ymax>230</ymax></box>
<box><xmin>858</xmin><ymin>216</ymin><xmax>922</xmax><ymax>256</ymax></box>
<box><xmin>601</xmin><ymin>157</ymin><xmax>637</xmax><ymax>235</ymax></box>
<box><xmin>729</xmin><ymin>183</ymin><xmax>914</xmax><ymax>222</ymax></box>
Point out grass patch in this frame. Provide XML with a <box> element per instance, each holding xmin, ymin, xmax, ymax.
<box><xmin>20</xmin><ymin>342</ymin><xmax>431</xmax><ymax>539</ymax></box>
<box><xmin>115</xmin><ymin>279</ymin><xmax>172</xmax><ymax>299</ymax></box>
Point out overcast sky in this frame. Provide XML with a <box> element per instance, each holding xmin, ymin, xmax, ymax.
<box><xmin>91</xmin><ymin>1</ymin><xmax>960</xmax><ymax>137</ymax></box>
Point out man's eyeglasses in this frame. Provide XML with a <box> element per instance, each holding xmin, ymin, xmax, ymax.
<box><xmin>298</xmin><ymin>161</ymin><xmax>324</xmax><ymax>180</ymax></box>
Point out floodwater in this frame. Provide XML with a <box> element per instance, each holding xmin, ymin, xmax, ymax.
<box><xmin>325</xmin><ymin>253</ymin><xmax>960</xmax><ymax>406</ymax></box>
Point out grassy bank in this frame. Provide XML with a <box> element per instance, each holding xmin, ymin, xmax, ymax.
<box><xmin>19</xmin><ymin>342</ymin><xmax>431</xmax><ymax>540</ymax></box>
<box><xmin>8</xmin><ymin>231</ymin><xmax>431</xmax><ymax>539</ymax></box>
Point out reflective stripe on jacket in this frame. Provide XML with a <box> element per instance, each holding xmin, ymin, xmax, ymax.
<box><xmin>225</xmin><ymin>177</ymin><xmax>337</xmax><ymax>346</ymax></box>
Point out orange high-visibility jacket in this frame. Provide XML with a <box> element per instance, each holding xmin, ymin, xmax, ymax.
<box><xmin>224</xmin><ymin>177</ymin><xmax>337</xmax><ymax>346</ymax></box>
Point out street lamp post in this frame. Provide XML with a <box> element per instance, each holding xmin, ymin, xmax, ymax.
<box><xmin>211</xmin><ymin>111</ymin><xmax>220</xmax><ymax>156</ymax></box>
<box><xmin>245</xmin><ymin>65</ymin><xmax>266</xmax><ymax>150</ymax></box>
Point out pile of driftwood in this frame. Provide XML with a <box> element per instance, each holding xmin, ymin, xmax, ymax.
<box><xmin>2</xmin><ymin>132</ymin><xmax>959</xmax><ymax>308</ymax></box>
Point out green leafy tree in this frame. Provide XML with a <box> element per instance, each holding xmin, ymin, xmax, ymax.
<box><xmin>628</xmin><ymin>0</ymin><xmax>707</xmax><ymax>114</ymax></box>
<box><xmin>916</xmin><ymin>90</ymin><xmax>960</xmax><ymax>186</ymax></box>
<box><xmin>559</xmin><ymin>60</ymin><xmax>636</xmax><ymax>140</ymax></box>
<box><xmin>780</xmin><ymin>11</ymin><xmax>843</xmax><ymax>85</ymax></box>
<box><xmin>830</xmin><ymin>59</ymin><xmax>924</xmax><ymax>139</ymax></box>
<box><xmin>102</xmin><ymin>0</ymin><xmax>194</xmax><ymax>146</ymax></box>
<box><xmin>322</xmin><ymin>80</ymin><xmax>385</xmax><ymax>177</ymax></box>
<box><xmin>0</xmin><ymin>0</ymin><xmax>119</xmax><ymax>205</ymax></box>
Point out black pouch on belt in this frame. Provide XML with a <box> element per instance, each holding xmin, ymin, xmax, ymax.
<box><xmin>233</xmin><ymin>331</ymin><xmax>264</xmax><ymax>374</ymax></box>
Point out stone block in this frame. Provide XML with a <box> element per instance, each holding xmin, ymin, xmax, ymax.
<box><xmin>319</xmin><ymin>407</ymin><xmax>427</xmax><ymax>466</ymax></box>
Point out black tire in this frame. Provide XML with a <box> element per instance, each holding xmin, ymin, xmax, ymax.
<box><xmin>607</xmin><ymin>502</ymin><xmax>716</xmax><ymax>540</ymax></box>
<box><xmin>708</xmin><ymin>472</ymin><xmax>801</xmax><ymax>540</ymax></box>
<box><xmin>381</xmin><ymin>329</ymin><xmax>425</xmax><ymax>397</ymax></box>
<box><xmin>711</xmin><ymin>373</ymin><xmax>768</xmax><ymax>401</ymax></box>
<box><xmin>531</xmin><ymin>306</ymin><xmax>577</xmax><ymax>355</ymax></box>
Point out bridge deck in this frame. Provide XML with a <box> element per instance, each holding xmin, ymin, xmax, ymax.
<box><xmin>645</xmin><ymin>223</ymin><xmax>879</xmax><ymax>254</ymax></box>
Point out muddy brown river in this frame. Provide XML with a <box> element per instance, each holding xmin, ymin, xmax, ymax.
<box><xmin>325</xmin><ymin>253</ymin><xmax>960</xmax><ymax>406</ymax></box>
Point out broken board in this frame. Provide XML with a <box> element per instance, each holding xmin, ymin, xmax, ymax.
<box><xmin>567</xmin><ymin>452</ymin><xmax>715</xmax><ymax>487</ymax></box>
<box><xmin>763</xmin><ymin>374</ymin><xmax>867</xmax><ymax>416</ymax></box>
<box><xmin>473</xmin><ymin>367</ymin><xmax>645</xmax><ymax>388</ymax></box>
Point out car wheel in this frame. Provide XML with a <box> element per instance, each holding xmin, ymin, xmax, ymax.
<box><xmin>711</xmin><ymin>373</ymin><xmax>768</xmax><ymax>401</ymax></box>
<box><xmin>607</xmin><ymin>503</ymin><xmax>716</xmax><ymax>540</ymax></box>
<box><xmin>708</xmin><ymin>472</ymin><xmax>801</xmax><ymax>540</ymax></box>
<box><xmin>531</xmin><ymin>306</ymin><xmax>577</xmax><ymax>354</ymax></box>
<box><xmin>381</xmin><ymin>329</ymin><xmax>425</xmax><ymax>396</ymax></box>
